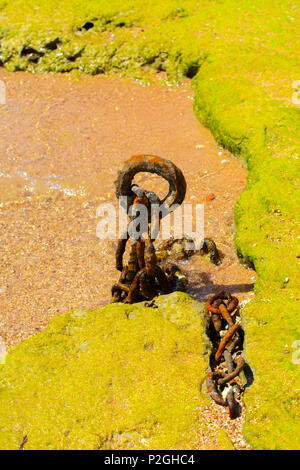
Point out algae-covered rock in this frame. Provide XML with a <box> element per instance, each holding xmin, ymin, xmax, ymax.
<box><xmin>0</xmin><ymin>292</ymin><xmax>224</xmax><ymax>450</ymax></box>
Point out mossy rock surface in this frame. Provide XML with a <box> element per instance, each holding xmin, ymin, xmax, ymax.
<box><xmin>0</xmin><ymin>293</ymin><xmax>233</xmax><ymax>450</ymax></box>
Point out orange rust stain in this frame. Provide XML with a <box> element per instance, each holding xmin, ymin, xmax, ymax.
<box><xmin>133</xmin><ymin>195</ymin><xmax>149</xmax><ymax>206</ymax></box>
<box><xmin>125</xmin><ymin>155</ymin><xmax>144</xmax><ymax>163</ymax></box>
<box><xmin>215</xmin><ymin>323</ymin><xmax>240</xmax><ymax>362</ymax></box>
<box><xmin>206</xmin><ymin>300</ymin><xmax>220</xmax><ymax>314</ymax></box>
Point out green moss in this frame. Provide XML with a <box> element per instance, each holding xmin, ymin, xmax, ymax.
<box><xmin>0</xmin><ymin>293</ymin><xmax>234</xmax><ymax>450</ymax></box>
<box><xmin>0</xmin><ymin>0</ymin><xmax>299</xmax><ymax>449</ymax></box>
<box><xmin>241</xmin><ymin>293</ymin><xmax>300</xmax><ymax>450</ymax></box>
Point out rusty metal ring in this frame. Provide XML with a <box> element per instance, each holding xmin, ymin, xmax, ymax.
<box><xmin>115</xmin><ymin>154</ymin><xmax>186</xmax><ymax>215</ymax></box>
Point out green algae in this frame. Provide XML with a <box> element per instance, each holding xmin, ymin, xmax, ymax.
<box><xmin>241</xmin><ymin>293</ymin><xmax>300</xmax><ymax>450</ymax></box>
<box><xmin>0</xmin><ymin>0</ymin><xmax>299</xmax><ymax>449</ymax></box>
<box><xmin>192</xmin><ymin>48</ymin><xmax>300</xmax><ymax>449</ymax></box>
<box><xmin>0</xmin><ymin>293</ymin><xmax>234</xmax><ymax>450</ymax></box>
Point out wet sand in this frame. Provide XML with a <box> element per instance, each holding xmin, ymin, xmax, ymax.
<box><xmin>0</xmin><ymin>70</ymin><xmax>255</xmax><ymax>449</ymax></box>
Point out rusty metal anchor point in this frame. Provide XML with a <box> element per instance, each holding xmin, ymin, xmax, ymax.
<box><xmin>206</xmin><ymin>292</ymin><xmax>247</xmax><ymax>419</ymax></box>
<box><xmin>111</xmin><ymin>154</ymin><xmax>187</xmax><ymax>304</ymax></box>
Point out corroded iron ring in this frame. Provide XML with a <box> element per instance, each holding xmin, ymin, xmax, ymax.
<box><xmin>115</xmin><ymin>154</ymin><xmax>186</xmax><ymax>215</ymax></box>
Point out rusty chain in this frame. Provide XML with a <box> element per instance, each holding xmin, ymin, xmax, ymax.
<box><xmin>206</xmin><ymin>292</ymin><xmax>246</xmax><ymax>419</ymax></box>
<box><xmin>111</xmin><ymin>157</ymin><xmax>246</xmax><ymax>420</ymax></box>
<box><xmin>112</xmin><ymin>155</ymin><xmax>187</xmax><ymax>303</ymax></box>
